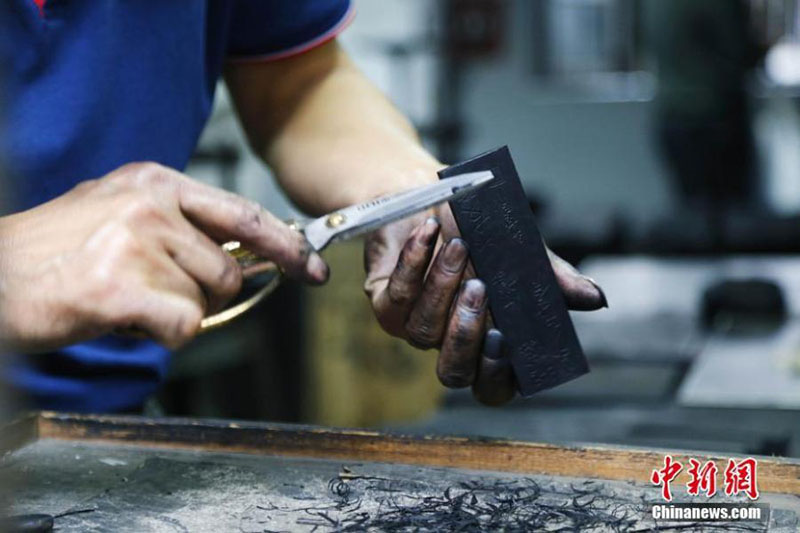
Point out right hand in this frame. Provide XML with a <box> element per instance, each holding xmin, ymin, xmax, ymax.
<box><xmin>0</xmin><ymin>162</ymin><xmax>328</xmax><ymax>352</ymax></box>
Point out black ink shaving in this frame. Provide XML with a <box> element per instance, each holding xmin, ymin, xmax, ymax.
<box><xmin>250</xmin><ymin>468</ymin><xmax>766</xmax><ymax>532</ymax></box>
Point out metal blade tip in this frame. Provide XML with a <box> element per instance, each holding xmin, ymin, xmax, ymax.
<box><xmin>470</xmin><ymin>170</ymin><xmax>494</xmax><ymax>185</ymax></box>
<box><xmin>449</xmin><ymin>170</ymin><xmax>494</xmax><ymax>192</ymax></box>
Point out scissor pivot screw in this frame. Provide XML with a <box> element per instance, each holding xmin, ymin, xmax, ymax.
<box><xmin>326</xmin><ymin>212</ymin><xmax>347</xmax><ymax>228</ymax></box>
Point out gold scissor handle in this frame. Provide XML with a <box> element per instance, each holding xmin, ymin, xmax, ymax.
<box><xmin>198</xmin><ymin>241</ymin><xmax>283</xmax><ymax>333</ymax></box>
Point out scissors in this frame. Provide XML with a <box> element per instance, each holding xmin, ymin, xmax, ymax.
<box><xmin>199</xmin><ymin>170</ymin><xmax>494</xmax><ymax>332</ymax></box>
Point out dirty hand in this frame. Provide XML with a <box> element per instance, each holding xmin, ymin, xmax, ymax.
<box><xmin>363</xmin><ymin>205</ymin><xmax>607</xmax><ymax>406</ymax></box>
<box><xmin>0</xmin><ymin>162</ymin><xmax>329</xmax><ymax>352</ymax></box>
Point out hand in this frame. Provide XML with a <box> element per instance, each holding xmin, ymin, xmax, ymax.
<box><xmin>364</xmin><ymin>205</ymin><xmax>607</xmax><ymax>406</ymax></box>
<box><xmin>0</xmin><ymin>162</ymin><xmax>329</xmax><ymax>352</ymax></box>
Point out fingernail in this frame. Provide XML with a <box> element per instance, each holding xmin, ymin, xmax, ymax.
<box><xmin>584</xmin><ymin>276</ymin><xmax>608</xmax><ymax>308</ymax></box>
<box><xmin>484</xmin><ymin>328</ymin><xmax>505</xmax><ymax>360</ymax></box>
<box><xmin>306</xmin><ymin>252</ymin><xmax>329</xmax><ymax>283</ymax></box>
<box><xmin>418</xmin><ymin>216</ymin><xmax>440</xmax><ymax>246</ymax></box>
<box><xmin>462</xmin><ymin>278</ymin><xmax>486</xmax><ymax>311</ymax></box>
<box><xmin>441</xmin><ymin>238</ymin><xmax>468</xmax><ymax>272</ymax></box>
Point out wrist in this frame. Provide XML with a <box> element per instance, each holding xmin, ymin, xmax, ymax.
<box><xmin>0</xmin><ymin>214</ymin><xmax>72</xmax><ymax>352</ymax></box>
<box><xmin>342</xmin><ymin>160</ymin><xmax>446</xmax><ymax>205</ymax></box>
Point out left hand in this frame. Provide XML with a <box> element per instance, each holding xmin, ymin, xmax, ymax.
<box><xmin>364</xmin><ymin>205</ymin><xmax>607</xmax><ymax>406</ymax></box>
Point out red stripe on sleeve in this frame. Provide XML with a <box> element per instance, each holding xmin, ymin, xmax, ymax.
<box><xmin>227</xmin><ymin>5</ymin><xmax>356</xmax><ymax>63</ymax></box>
<box><xmin>33</xmin><ymin>0</ymin><xmax>46</xmax><ymax>17</ymax></box>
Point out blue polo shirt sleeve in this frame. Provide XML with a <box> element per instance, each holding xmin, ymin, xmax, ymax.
<box><xmin>227</xmin><ymin>0</ymin><xmax>354</xmax><ymax>61</ymax></box>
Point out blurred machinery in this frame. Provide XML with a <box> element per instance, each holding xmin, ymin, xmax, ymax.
<box><xmin>166</xmin><ymin>0</ymin><xmax>800</xmax><ymax>457</ymax></box>
<box><xmin>399</xmin><ymin>0</ymin><xmax>800</xmax><ymax>458</ymax></box>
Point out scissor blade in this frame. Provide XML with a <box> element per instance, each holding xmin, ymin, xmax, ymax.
<box><xmin>304</xmin><ymin>171</ymin><xmax>494</xmax><ymax>251</ymax></box>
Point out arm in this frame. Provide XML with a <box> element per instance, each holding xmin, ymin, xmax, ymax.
<box><xmin>225</xmin><ymin>41</ymin><xmax>606</xmax><ymax>405</ymax></box>
<box><xmin>224</xmin><ymin>41</ymin><xmax>439</xmax><ymax>214</ymax></box>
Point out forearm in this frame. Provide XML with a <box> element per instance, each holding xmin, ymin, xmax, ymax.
<box><xmin>225</xmin><ymin>41</ymin><xmax>442</xmax><ymax>216</ymax></box>
<box><xmin>267</xmin><ymin>54</ymin><xmax>442</xmax><ymax>212</ymax></box>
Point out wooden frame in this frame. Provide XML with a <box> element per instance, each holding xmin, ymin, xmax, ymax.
<box><xmin>4</xmin><ymin>411</ymin><xmax>800</xmax><ymax>495</ymax></box>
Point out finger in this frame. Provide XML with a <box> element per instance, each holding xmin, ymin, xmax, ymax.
<box><xmin>363</xmin><ymin>213</ymin><xmax>432</xmax><ymax>289</ymax></box>
<box><xmin>111</xmin><ymin>249</ymin><xmax>207</xmax><ymax>349</ymax></box>
<box><xmin>435</xmin><ymin>203</ymin><xmax>478</xmax><ymax>279</ymax></box>
<box><xmin>435</xmin><ymin>203</ymin><xmax>460</xmax><ymax>240</ymax></box>
<box><xmin>140</xmin><ymin>242</ymin><xmax>208</xmax><ymax>313</ymax></box>
<box><xmin>157</xmin><ymin>215</ymin><xmax>243</xmax><ymax>314</ymax></box>
<box><xmin>547</xmin><ymin>248</ymin><xmax>608</xmax><ymax>310</ymax></box>
<box><xmin>472</xmin><ymin>328</ymin><xmax>516</xmax><ymax>406</ymax></box>
<box><xmin>405</xmin><ymin>238</ymin><xmax>469</xmax><ymax>349</ymax></box>
<box><xmin>438</xmin><ymin>203</ymin><xmax>605</xmax><ymax>310</ymax></box>
<box><xmin>437</xmin><ymin>279</ymin><xmax>488</xmax><ymax>388</ymax></box>
<box><xmin>181</xmin><ymin>184</ymin><xmax>327</xmax><ymax>284</ymax></box>
<box><xmin>135</xmin><ymin>164</ymin><xmax>328</xmax><ymax>284</ymax></box>
<box><xmin>370</xmin><ymin>217</ymin><xmax>440</xmax><ymax>336</ymax></box>
<box><xmin>129</xmin><ymin>290</ymin><xmax>205</xmax><ymax>349</ymax></box>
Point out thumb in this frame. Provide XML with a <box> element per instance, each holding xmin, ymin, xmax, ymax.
<box><xmin>547</xmin><ymin>248</ymin><xmax>608</xmax><ymax>311</ymax></box>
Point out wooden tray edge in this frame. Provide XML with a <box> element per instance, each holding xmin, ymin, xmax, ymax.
<box><xmin>0</xmin><ymin>412</ymin><xmax>39</xmax><ymax>457</ymax></box>
<box><xmin>7</xmin><ymin>411</ymin><xmax>800</xmax><ymax>496</ymax></box>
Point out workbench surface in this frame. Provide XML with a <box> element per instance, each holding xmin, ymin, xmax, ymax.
<box><xmin>4</xmin><ymin>413</ymin><xmax>800</xmax><ymax>531</ymax></box>
<box><xmin>5</xmin><ymin>438</ymin><xmax>798</xmax><ymax>532</ymax></box>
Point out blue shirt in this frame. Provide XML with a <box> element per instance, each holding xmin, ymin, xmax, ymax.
<box><xmin>0</xmin><ymin>0</ymin><xmax>352</xmax><ymax>412</ymax></box>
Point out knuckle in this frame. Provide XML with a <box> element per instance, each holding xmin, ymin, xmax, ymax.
<box><xmin>122</xmin><ymin>194</ymin><xmax>162</xmax><ymax>222</ymax></box>
<box><xmin>399</xmin><ymin>238</ymin><xmax>424</xmax><ymax>265</ymax></box>
<box><xmin>387</xmin><ymin>282</ymin><xmax>414</xmax><ymax>308</ymax></box>
<box><xmin>393</xmin><ymin>252</ymin><xmax>426</xmax><ymax>285</ymax></box>
<box><xmin>405</xmin><ymin>320</ymin><xmax>440</xmax><ymax>349</ymax></box>
<box><xmin>108</xmin><ymin>294</ymin><xmax>142</xmax><ymax>327</ymax></box>
<box><xmin>113</xmin><ymin>162</ymin><xmax>143</xmax><ymax>178</ymax></box>
<box><xmin>427</xmin><ymin>288</ymin><xmax>451</xmax><ymax>309</ymax></box>
<box><xmin>113</xmin><ymin>162</ymin><xmax>161</xmax><ymax>184</ymax></box>
<box><xmin>425</xmin><ymin>274</ymin><xmax>463</xmax><ymax>307</ymax></box>
<box><xmin>113</xmin><ymin>162</ymin><xmax>181</xmax><ymax>198</ymax></box>
<box><xmin>278</xmin><ymin>234</ymin><xmax>312</xmax><ymax>272</ymax></box>
<box><xmin>415</xmin><ymin>285</ymin><xmax>452</xmax><ymax>314</ymax></box>
<box><xmin>289</xmin><ymin>235</ymin><xmax>312</xmax><ymax>265</ymax></box>
<box><xmin>83</xmin><ymin>224</ymin><xmax>141</xmax><ymax>298</ymax></box>
<box><xmin>100</xmin><ymin>222</ymin><xmax>140</xmax><ymax>259</ymax></box>
<box><xmin>72</xmin><ymin>178</ymin><xmax>99</xmax><ymax>194</ymax></box>
<box><xmin>92</xmin><ymin>284</ymin><xmax>144</xmax><ymax>332</ymax></box>
<box><xmin>130</xmin><ymin>161</ymin><xmax>169</xmax><ymax>184</ymax></box>
<box><xmin>450</xmin><ymin>320</ymin><xmax>478</xmax><ymax>349</ymax></box>
<box><xmin>88</xmin><ymin>270</ymin><xmax>125</xmax><ymax>304</ymax></box>
<box><xmin>234</xmin><ymin>201</ymin><xmax>265</xmax><ymax>239</ymax></box>
<box><xmin>393</xmin><ymin>255</ymin><xmax>411</xmax><ymax>277</ymax></box>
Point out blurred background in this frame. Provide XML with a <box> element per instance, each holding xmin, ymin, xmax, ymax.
<box><xmin>162</xmin><ymin>0</ymin><xmax>800</xmax><ymax>457</ymax></box>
